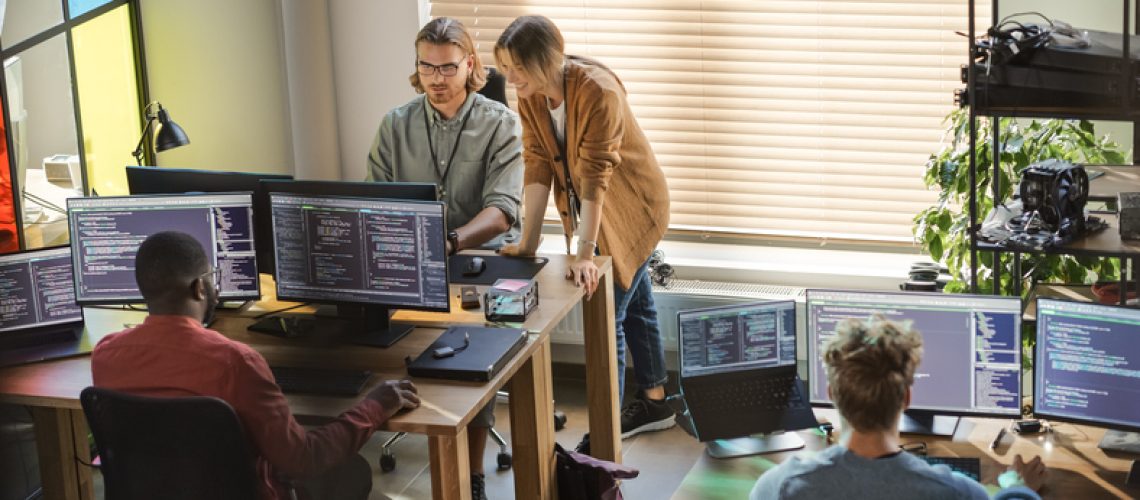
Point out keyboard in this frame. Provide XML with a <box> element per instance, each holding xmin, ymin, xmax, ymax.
<box><xmin>270</xmin><ymin>366</ymin><xmax>372</xmax><ymax>396</ymax></box>
<box><xmin>683</xmin><ymin>373</ymin><xmax>806</xmax><ymax>412</ymax></box>
<box><xmin>919</xmin><ymin>455</ymin><xmax>981</xmax><ymax>482</ymax></box>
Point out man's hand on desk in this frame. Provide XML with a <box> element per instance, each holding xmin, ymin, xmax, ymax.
<box><xmin>1003</xmin><ymin>454</ymin><xmax>1048</xmax><ymax>492</ymax></box>
<box><xmin>368</xmin><ymin>379</ymin><xmax>420</xmax><ymax>419</ymax></box>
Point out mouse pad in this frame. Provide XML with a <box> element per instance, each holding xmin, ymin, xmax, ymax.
<box><xmin>448</xmin><ymin>255</ymin><xmax>548</xmax><ymax>285</ymax></box>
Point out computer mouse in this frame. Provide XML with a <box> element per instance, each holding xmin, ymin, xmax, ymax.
<box><xmin>463</xmin><ymin>256</ymin><xmax>486</xmax><ymax>277</ymax></box>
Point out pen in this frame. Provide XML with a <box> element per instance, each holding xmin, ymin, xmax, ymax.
<box><xmin>989</xmin><ymin>427</ymin><xmax>1007</xmax><ymax>449</ymax></box>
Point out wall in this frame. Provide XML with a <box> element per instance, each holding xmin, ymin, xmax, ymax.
<box><xmin>138</xmin><ymin>0</ymin><xmax>292</xmax><ymax>174</ymax></box>
<box><xmin>329</xmin><ymin>0</ymin><xmax>423</xmax><ymax>181</ymax></box>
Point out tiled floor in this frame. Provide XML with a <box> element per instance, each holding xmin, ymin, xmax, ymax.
<box><xmin>91</xmin><ymin>373</ymin><xmax>709</xmax><ymax>499</ymax></box>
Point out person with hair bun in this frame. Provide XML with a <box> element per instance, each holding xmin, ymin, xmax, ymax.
<box><xmin>751</xmin><ymin>315</ymin><xmax>1046</xmax><ymax>500</ymax></box>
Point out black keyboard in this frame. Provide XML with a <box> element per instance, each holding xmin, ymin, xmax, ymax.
<box><xmin>683</xmin><ymin>373</ymin><xmax>805</xmax><ymax>412</ymax></box>
<box><xmin>270</xmin><ymin>366</ymin><xmax>372</xmax><ymax>396</ymax></box>
<box><xmin>919</xmin><ymin>455</ymin><xmax>981</xmax><ymax>482</ymax></box>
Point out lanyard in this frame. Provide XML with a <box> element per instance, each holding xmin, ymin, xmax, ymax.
<box><xmin>423</xmin><ymin>96</ymin><xmax>475</xmax><ymax>200</ymax></box>
<box><xmin>547</xmin><ymin>67</ymin><xmax>580</xmax><ymax>242</ymax></box>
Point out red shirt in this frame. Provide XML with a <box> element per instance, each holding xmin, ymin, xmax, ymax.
<box><xmin>92</xmin><ymin>314</ymin><xmax>388</xmax><ymax>499</ymax></box>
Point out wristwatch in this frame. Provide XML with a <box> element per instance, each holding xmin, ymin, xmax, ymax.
<box><xmin>447</xmin><ymin>230</ymin><xmax>460</xmax><ymax>255</ymax></box>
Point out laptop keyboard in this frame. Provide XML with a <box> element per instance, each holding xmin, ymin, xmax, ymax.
<box><xmin>683</xmin><ymin>372</ymin><xmax>805</xmax><ymax>412</ymax></box>
<box><xmin>270</xmin><ymin>366</ymin><xmax>372</xmax><ymax>397</ymax></box>
<box><xmin>918</xmin><ymin>456</ymin><xmax>982</xmax><ymax>482</ymax></box>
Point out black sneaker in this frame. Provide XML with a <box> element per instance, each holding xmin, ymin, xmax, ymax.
<box><xmin>575</xmin><ymin>433</ymin><xmax>590</xmax><ymax>455</ymax></box>
<box><xmin>620</xmin><ymin>393</ymin><xmax>676</xmax><ymax>439</ymax></box>
<box><xmin>471</xmin><ymin>472</ymin><xmax>488</xmax><ymax>500</ymax></box>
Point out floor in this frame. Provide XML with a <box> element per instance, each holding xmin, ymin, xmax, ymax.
<box><xmin>91</xmin><ymin>372</ymin><xmax>709</xmax><ymax>499</ymax></box>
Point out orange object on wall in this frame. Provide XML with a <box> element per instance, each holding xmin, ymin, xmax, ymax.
<box><xmin>0</xmin><ymin>94</ymin><xmax>22</xmax><ymax>253</ymax></box>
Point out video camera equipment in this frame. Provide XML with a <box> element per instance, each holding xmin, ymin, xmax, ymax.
<box><xmin>980</xmin><ymin>160</ymin><xmax>1103</xmax><ymax>251</ymax></box>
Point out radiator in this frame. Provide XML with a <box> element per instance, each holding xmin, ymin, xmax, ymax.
<box><xmin>550</xmin><ymin>279</ymin><xmax>807</xmax><ymax>364</ymax></box>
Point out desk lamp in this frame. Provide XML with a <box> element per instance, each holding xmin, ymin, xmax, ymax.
<box><xmin>131</xmin><ymin>101</ymin><xmax>190</xmax><ymax>165</ymax></box>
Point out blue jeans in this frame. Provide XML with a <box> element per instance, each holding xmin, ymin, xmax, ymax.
<box><xmin>612</xmin><ymin>258</ymin><xmax>668</xmax><ymax>404</ymax></box>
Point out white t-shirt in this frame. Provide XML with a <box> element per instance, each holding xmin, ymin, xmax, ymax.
<box><xmin>548</xmin><ymin>96</ymin><xmax>567</xmax><ymax>145</ymax></box>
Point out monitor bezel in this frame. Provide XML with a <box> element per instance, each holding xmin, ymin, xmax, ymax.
<box><xmin>267</xmin><ymin>192</ymin><xmax>451</xmax><ymax>314</ymax></box>
<box><xmin>0</xmin><ymin>245</ymin><xmax>85</xmax><ymax>336</ymax></box>
<box><xmin>1032</xmin><ymin>297</ymin><xmax>1140</xmax><ymax>433</ymax></box>
<box><xmin>676</xmin><ymin>299</ymin><xmax>797</xmax><ymax>378</ymax></box>
<box><xmin>804</xmin><ymin>288</ymin><xmax>1023</xmax><ymax>419</ymax></box>
<box><xmin>66</xmin><ymin>192</ymin><xmax>262</xmax><ymax>305</ymax></box>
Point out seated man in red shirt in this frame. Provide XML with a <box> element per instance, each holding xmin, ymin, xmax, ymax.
<box><xmin>92</xmin><ymin>231</ymin><xmax>420</xmax><ymax>499</ymax></box>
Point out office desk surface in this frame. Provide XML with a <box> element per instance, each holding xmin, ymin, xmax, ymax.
<box><xmin>672</xmin><ymin>413</ymin><xmax>1140</xmax><ymax>500</ymax></box>
<box><xmin>0</xmin><ymin>252</ymin><xmax>619</xmax><ymax>500</ymax></box>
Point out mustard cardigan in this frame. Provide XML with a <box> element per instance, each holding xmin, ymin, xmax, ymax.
<box><xmin>516</xmin><ymin>56</ymin><xmax>670</xmax><ymax>290</ymax></box>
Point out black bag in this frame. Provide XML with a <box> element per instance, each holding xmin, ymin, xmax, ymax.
<box><xmin>555</xmin><ymin>443</ymin><xmax>639</xmax><ymax>500</ymax></box>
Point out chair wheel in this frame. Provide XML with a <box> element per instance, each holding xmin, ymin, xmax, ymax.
<box><xmin>553</xmin><ymin>410</ymin><xmax>567</xmax><ymax>431</ymax></box>
<box><xmin>380</xmin><ymin>453</ymin><xmax>396</xmax><ymax>472</ymax></box>
<box><xmin>497</xmin><ymin>452</ymin><xmax>512</xmax><ymax>470</ymax></box>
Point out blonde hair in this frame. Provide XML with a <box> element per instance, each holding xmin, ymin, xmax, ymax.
<box><xmin>493</xmin><ymin>15</ymin><xmax>565</xmax><ymax>94</ymax></box>
<box><xmin>824</xmin><ymin>314</ymin><xmax>924</xmax><ymax>432</ymax></box>
<box><xmin>409</xmin><ymin>17</ymin><xmax>486</xmax><ymax>94</ymax></box>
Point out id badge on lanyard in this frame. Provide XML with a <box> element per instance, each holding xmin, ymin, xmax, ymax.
<box><xmin>550</xmin><ymin>113</ymin><xmax>580</xmax><ymax>255</ymax></box>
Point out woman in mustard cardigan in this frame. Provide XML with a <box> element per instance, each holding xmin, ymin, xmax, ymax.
<box><xmin>495</xmin><ymin>15</ymin><xmax>674</xmax><ymax>446</ymax></box>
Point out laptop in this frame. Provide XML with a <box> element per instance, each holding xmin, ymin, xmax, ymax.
<box><xmin>0</xmin><ymin>246</ymin><xmax>91</xmax><ymax>368</ymax></box>
<box><xmin>678</xmin><ymin>300</ymin><xmax>817</xmax><ymax>443</ymax></box>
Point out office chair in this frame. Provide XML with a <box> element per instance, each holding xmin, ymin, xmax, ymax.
<box><xmin>80</xmin><ymin>386</ymin><xmax>269</xmax><ymax>500</ymax></box>
<box><xmin>379</xmin><ymin>67</ymin><xmax>567</xmax><ymax>472</ymax></box>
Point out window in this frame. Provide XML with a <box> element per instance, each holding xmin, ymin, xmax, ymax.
<box><xmin>432</xmin><ymin>0</ymin><xmax>988</xmax><ymax>243</ymax></box>
<box><xmin>1</xmin><ymin>0</ymin><xmax>144</xmax><ymax>250</ymax></box>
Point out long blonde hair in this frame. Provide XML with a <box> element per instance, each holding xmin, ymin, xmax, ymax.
<box><xmin>493</xmin><ymin>15</ymin><xmax>565</xmax><ymax>94</ymax></box>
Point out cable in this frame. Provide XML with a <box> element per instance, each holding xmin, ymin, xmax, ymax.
<box><xmin>252</xmin><ymin>303</ymin><xmax>309</xmax><ymax>319</ymax></box>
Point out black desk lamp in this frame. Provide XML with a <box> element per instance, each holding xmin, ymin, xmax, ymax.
<box><xmin>132</xmin><ymin>101</ymin><xmax>190</xmax><ymax>165</ymax></box>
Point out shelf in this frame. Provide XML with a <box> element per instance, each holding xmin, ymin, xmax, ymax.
<box><xmin>976</xmin><ymin>214</ymin><xmax>1140</xmax><ymax>258</ymax></box>
<box><xmin>1089</xmin><ymin>165</ymin><xmax>1140</xmax><ymax>203</ymax></box>
<box><xmin>1022</xmin><ymin>283</ymin><xmax>1097</xmax><ymax>322</ymax></box>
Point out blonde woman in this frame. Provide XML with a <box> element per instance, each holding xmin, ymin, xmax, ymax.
<box><xmin>495</xmin><ymin>15</ymin><xmax>673</xmax><ymax>449</ymax></box>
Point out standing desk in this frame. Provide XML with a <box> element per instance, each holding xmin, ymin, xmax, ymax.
<box><xmin>0</xmin><ymin>253</ymin><xmax>621</xmax><ymax>500</ymax></box>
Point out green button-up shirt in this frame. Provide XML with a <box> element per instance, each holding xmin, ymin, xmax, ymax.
<box><xmin>366</xmin><ymin>93</ymin><xmax>522</xmax><ymax>247</ymax></box>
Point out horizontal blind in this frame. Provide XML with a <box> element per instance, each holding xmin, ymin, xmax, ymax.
<box><xmin>432</xmin><ymin>0</ymin><xmax>987</xmax><ymax>242</ymax></box>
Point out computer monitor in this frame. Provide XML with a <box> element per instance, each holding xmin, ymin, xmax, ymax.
<box><xmin>0</xmin><ymin>246</ymin><xmax>83</xmax><ymax>334</ymax></box>
<box><xmin>257</xmin><ymin>179</ymin><xmax>437</xmax><ymax>274</ymax></box>
<box><xmin>126</xmin><ymin>166</ymin><xmax>293</xmax><ymax>274</ymax></box>
<box><xmin>265</xmin><ymin>192</ymin><xmax>449</xmax><ymax>346</ymax></box>
<box><xmin>806</xmin><ymin>289</ymin><xmax>1022</xmax><ymax>435</ymax></box>
<box><xmin>67</xmin><ymin>193</ymin><xmax>260</xmax><ymax>305</ymax></box>
<box><xmin>1035</xmin><ymin>298</ymin><xmax>1140</xmax><ymax>439</ymax></box>
<box><xmin>679</xmin><ymin>300</ymin><xmax>797</xmax><ymax>378</ymax></box>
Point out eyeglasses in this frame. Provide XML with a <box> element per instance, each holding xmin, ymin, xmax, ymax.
<box><xmin>416</xmin><ymin>58</ymin><xmax>466</xmax><ymax>77</ymax></box>
<box><xmin>198</xmin><ymin>267</ymin><xmax>221</xmax><ymax>288</ymax></box>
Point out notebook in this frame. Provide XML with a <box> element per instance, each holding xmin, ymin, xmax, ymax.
<box><xmin>678</xmin><ymin>300</ymin><xmax>817</xmax><ymax>442</ymax></box>
<box><xmin>0</xmin><ymin>246</ymin><xmax>90</xmax><ymax>368</ymax></box>
<box><xmin>407</xmin><ymin>326</ymin><xmax>528</xmax><ymax>382</ymax></box>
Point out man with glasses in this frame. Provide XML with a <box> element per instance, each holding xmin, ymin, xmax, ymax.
<box><xmin>93</xmin><ymin>231</ymin><xmax>421</xmax><ymax>499</ymax></box>
<box><xmin>365</xmin><ymin>17</ymin><xmax>522</xmax><ymax>500</ymax></box>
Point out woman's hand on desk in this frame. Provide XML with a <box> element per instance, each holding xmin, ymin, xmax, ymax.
<box><xmin>368</xmin><ymin>379</ymin><xmax>420</xmax><ymax>419</ymax></box>
<box><xmin>566</xmin><ymin>257</ymin><xmax>600</xmax><ymax>299</ymax></box>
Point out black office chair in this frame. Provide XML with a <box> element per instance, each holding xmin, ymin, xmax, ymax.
<box><xmin>80</xmin><ymin>386</ymin><xmax>264</xmax><ymax>500</ymax></box>
<box><xmin>379</xmin><ymin>67</ymin><xmax>567</xmax><ymax>473</ymax></box>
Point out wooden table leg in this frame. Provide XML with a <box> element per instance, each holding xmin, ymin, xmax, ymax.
<box><xmin>428</xmin><ymin>427</ymin><xmax>471</xmax><ymax>500</ymax></box>
<box><xmin>31</xmin><ymin>408</ymin><xmax>94</xmax><ymax>500</ymax></box>
<box><xmin>509</xmin><ymin>337</ymin><xmax>556</xmax><ymax>499</ymax></box>
<box><xmin>583</xmin><ymin>268</ymin><xmax>621</xmax><ymax>463</ymax></box>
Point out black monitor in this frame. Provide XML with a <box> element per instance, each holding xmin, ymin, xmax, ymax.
<box><xmin>0</xmin><ymin>246</ymin><xmax>83</xmax><ymax>334</ymax></box>
<box><xmin>257</xmin><ymin>179</ymin><xmax>437</xmax><ymax>274</ymax></box>
<box><xmin>263</xmin><ymin>192</ymin><xmax>449</xmax><ymax>346</ymax></box>
<box><xmin>67</xmin><ymin>193</ymin><xmax>260</xmax><ymax>305</ymax></box>
<box><xmin>126</xmin><ymin>166</ymin><xmax>293</xmax><ymax>274</ymax></box>
<box><xmin>806</xmin><ymin>289</ymin><xmax>1022</xmax><ymax>435</ymax></box>
<box><xmin>1035</xmin><ymin>298</ymin><xmax>1140</xmax><ymax>436</ymax></box>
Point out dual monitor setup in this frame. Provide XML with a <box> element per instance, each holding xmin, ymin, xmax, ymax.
<box><xmin>677</xmin><ymin>290</ymin><xmax>1140</xmax><ymax>461</ymax></box>
<box><xmin>0</xmin><ymin>167</ymin><xmax>452</xmax><ymax>367</ymax></box>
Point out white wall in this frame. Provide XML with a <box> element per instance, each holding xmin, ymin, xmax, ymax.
<box><xmin>329</xmin><ymin>0</ymin><xmax>423</xmax><ymax>181</ymax></box>
<box><xmin>138</xmin><ymin>0</ymin><xmax>293</xmax><ymax>174</ymax></box>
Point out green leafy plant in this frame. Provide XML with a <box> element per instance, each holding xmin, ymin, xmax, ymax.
<box><xmin>914</xmin><ymin>108</ymin><xmax>1127</xmax><ymax>297</ymax></box>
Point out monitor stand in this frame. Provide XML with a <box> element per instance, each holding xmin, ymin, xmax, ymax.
<box><xmin>899</xmin><ymin>411</ymin><xmax>959</xmax><ymax>436</ymax></box>
<box><xmin>327</xmin><ymin>304</ymin><xmax>415</xmax><ymax>348</ymax></box>
<box><xmin>1099</xmin><ymin>430</ymin><xmax>1140</xmax><ymax>454</ymax></box>
<box><xmin>705</xmin><ymin>432</ymin><xmax>805</xmax><ymax>459</ymax></box>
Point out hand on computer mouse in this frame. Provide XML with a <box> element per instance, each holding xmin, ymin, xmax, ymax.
<box><xmin>463</xmin><ymin>256</ymin><xmax>486</xmax><ymax>276</ymax></box>
<box><xmin>368</xmin><ymin>379</ymin><xmax>420</xmax><ymax>418</ymax></box>
<box><xmin>1006</xmin><ymin>454</ymin><xmax>1047</xmax><ymax>491</ymax></box>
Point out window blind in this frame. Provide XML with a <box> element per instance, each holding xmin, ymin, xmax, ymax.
<box><xmin>431</xmin><ymin>0</ymin><xmax>987</xmax><ymax>242</ymax></box>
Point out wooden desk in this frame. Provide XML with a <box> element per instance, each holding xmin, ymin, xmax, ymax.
<box><xmin>0</xmin><ymin>253</ymin><xmax>620</xmax><ymax>500</ymax></box>
<box><xmin>671</xmin><ymin>413</ymin><xmax>1140</xmax><ymax>499</ymax></box>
